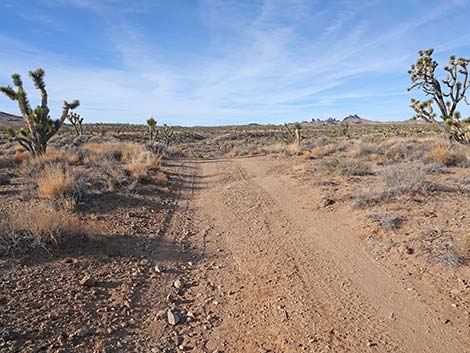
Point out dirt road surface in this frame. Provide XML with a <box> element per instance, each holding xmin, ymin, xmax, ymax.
<box><xmin>161</xmin><ymin>155</ymin><xmax>470</xmax><ymax>353</ymax></box>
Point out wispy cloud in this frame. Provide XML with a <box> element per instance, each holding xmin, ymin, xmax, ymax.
<box><xmin>1</xmin><ymin>0</ymin><xmax>469</xmax><ymax>125</ymax></box>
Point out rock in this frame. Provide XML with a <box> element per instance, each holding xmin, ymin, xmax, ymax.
<box><xmin>321</xmin><ymin>198</ymin><xmax>335</xmax><ymax>207</ymax></box>
<box><xmin>79</xmin><ymin>275</ymin><xmax>96</xmax><ymax>287</ymax></box>
<box><xmin>366</xmin><ymin>340</ymin><xmax>377</xmax><ymax>347</ymax></box>
<box><xmin>167</xmin><ymin>309</ymin><xmax>181</xmax><ymax>326</ymax></box>
<box><xmin>74</xmin><ymin>327</ymin><xmax>90</xmax><ymax>337</ymax></box>
<box><xmin>0</xmin><ymin>173</ymin><xmax>10</xmax><ymax>185</ymax></box>
<box><xmin>173</xmin><ymin>279</ymin><xmax>184</xmax><ymax>289</ymax></box>
<box><xmin>154</xmin><ymin>265</ymin><xmax>164</xmax><ymax>273</ymax></box>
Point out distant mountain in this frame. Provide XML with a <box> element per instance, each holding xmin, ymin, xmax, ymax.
<box><xmin>310</xmin><ymin>117</ymin><xmax>341</xmax><ymax>126</ymax></box>
<box><xmin>0</xmin><ymin>111</ymin><xmax>23</xmax><ymax>129</ymax></box>
<box><xmin>308</xmin><ymin>114</ymin><xmax>377</xmax><ymax>126</ymax></box>
<box><xmin>341</xmin><ymin>114</ymin><xmax>375</xmax><ymax>125</ymax></box>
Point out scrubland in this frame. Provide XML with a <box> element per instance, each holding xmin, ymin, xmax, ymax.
<box><xmin>1</xmin><ymin>122</ymin><xmax>470</xmax><ymax>352</ymax></box>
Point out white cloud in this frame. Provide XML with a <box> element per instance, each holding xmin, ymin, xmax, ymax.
<box><xmin>1</xmin><ymin>0</ymin><xmax>469</xmax><ymax>125</ymax></box>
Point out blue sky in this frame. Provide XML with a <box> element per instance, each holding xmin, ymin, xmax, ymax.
<box><xmin>1</xmin><ymin>0</ymin><xmax>470</xmax><ymax>126</ymax></box>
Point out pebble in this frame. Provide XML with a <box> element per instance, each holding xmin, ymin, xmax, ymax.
<box><xmin>74</xmin><ymin>327</ymin><xmax>89</xmax><ymax>337</ymax></box>
<box><xmin>0</xmin><ymin>173</ymin><xmax>10</xmax><ymax>185</ymax></box>
<box><xmin>321</xmin><ymin>198</ymin><xmax>335</xmax><ymax>207</ymax></box>
<box><xmin>79</xmin><ymin>275</ymin><xmax>96</xmax><ymax>287</ymax></box>
<box><xmin>174</xmin><ymin>279</ymin><xmax>184</xmax><ymax>289</ymax></box>
<box><xmin>167</xmin><ymin>309</ymin><xmax>181</xmax><ymax>326</ymax></box>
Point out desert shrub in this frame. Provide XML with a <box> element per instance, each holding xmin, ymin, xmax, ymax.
<box><xmin>283</xmin><ymin>143</ymin><xmax>302</xmax><ymax>156</ymax></box>
<box><xmin>380</xmin><ymin>137</ymin><xmax>430</xmax><ymax>164</ymax></box>
<box><xmin>337</xmin><ymin>158</ymin><xmax>371</xmax><ymax>176</ymax></box>
<box><xmin>423</xmin><ymin>145</ymin><xmax>467</xmax><ymax>166</ymax></box>
<box><xmin>0</xmin><ymin>202</ymin><xmax>88</xmax><ymax>253</ymax></box>
<box><xmin>422</xmin><ymin>162</ymin><xmax>448</xmax><ymax>174</ymax></box>
<box><xmin>162</xmin><ymin>145</ymin><xmax>186</xmax><ymax>158</ymax></box>
<box><xmin>124</xmin><ymin>151</ymin><xmax>160</xmax><ymax>180</ymax></box>
<box><xmin>311</xmin><ymin>144</ymin><xmax>337</xmax><ymax>158</ymax></box>
<box><xmin>82</xmin><ymin>141</ymin><xmax>141</xmax><ymax>164</ymax></box>
<box><xmin>36</xmin><ymin>163</ymin><xmax>84</xmax><ymax>206</ymax></box>
<box><xmin>368</xmin><ymin>214</ymin><xmax>404</xmax><ymax>231</ymax></box>
<box><xmin>379</xmin><ymin>164</ymin><xmax>430</xmax><ymax>196</ymax></box>
<box><xmin>262</xmin><ymin>143</ymin><xmax>286</xmax><ymax>154</ymax></box>
<box><xmin>92</xmin><ymin>157</ymin><xmax>127</xmax><ymax>192</ymax></box>
<box><xmin>348</xmin><ymin>142</ymin><xmax>383</xmax><ymax>159</ymax></box>
<box><xmin>351</xmin><ymin>189</ymin><xmax>384</xmax><ymax>208</ymax></box>
<box><xmin>420</xmin><ymin>227</ymin><xmax>466</xmax><ymax>268</ymax></box>
<box><xmin>315</xmin><ymin>136</ymin><xmax>330</xmax><ymax>147</ymax></box>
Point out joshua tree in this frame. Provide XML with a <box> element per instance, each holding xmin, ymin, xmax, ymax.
<box><xmin>160</xmin><ymin>124</ymin><xmax>175</xmax><ymax>146</ymax></box>
<box><xmin>283</xmin><ymin>122</ymin><xmax>302</xmax><ymax>147</ymax></box>
<box><xmin>147</xmin><ymin>116</ymin><xmax>157</xmax><ymax>140</ymax></box>
<box><xmin>67</xmin><ymin>112</ymin><xmax>84</xmax><ymax>136</ymax></box>
<box><xmin>408</xmin><ymin>49</ymin><xmax>470</xmax><ymax>144</ymax></box>
<box><xmin>0</xmin><ymin>69</ymin><xmax>80</xmax><ymax>156</ymax></box>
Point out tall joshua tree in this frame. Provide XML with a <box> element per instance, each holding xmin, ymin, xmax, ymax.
<box><xmin>147</xmin><ymin>116</ymin><xmax>157</xmax><ymax>140</ymax></box>
<box><xmin>0</xmin><ymin>69</ymin><xmax>80</xmax><ymax>156</ymax></box>
<box><xmin>408</xmin><ymin>49</ymin><xmax>470</xmax><ymax>144</ymax></box>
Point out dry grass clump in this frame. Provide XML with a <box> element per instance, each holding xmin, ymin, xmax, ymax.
<box><xmin>348</xmin><ymin>142</ymin><xmax>383</xmax><ymax>159</ymax></box>
<box><xmin>262</xmin><ymin>143</ymin><xmax>285</xmax><ymax>154</ymax></box>
<box><xmin>379</xmin><ymin>163</ymin><xmax>430</xmax><ymax>196</ymax></box>
<box><xmin>19</xmin><ymin>148</ymin><xmax>81</xmax><ymax>177</ymax></box>
<box><xmin>124</xmin><ymin>151</ymin><xmax>160</xmax><ymax>180</ymax></box>
<box><xmin>0</xmin><ymin>203</ymin><xmax>88</xmax><ymax>253</ymax></box>
<box><xmin>36</xmin><ymin>163</ymin><xmax>78</xmax><ymax>198</ymax></box>
<box><xmin>424</xmin><ymin>144</ymin><xmax>470</xmax><ymax>167</ymax></box>
<box><xmin>311</xmin><ymin>144</ymin><xmax>337</xmax><ymax>158</ymax></box>
<box><xmin>379</xmin><ymin>137</ymin><xmax>430</xmax><ymax>164</ymax></box>
<box><xmin>82</xmin><ymin>141</ymin><xmax>142</xmax><ymax>164</ymax></box>
<box><xmin>260</xmin><ymin>143</ymin><xmax>301</xmax><ymax>156</ymax></box>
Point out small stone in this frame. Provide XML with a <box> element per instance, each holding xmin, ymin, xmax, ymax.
<box><xmin>79</xmin><ymin>275</ymin><xmax>96</xmax><ymax>287</ymax></box>
<box><xmin>74</xmin><ymin>327</ymin><xmax>89</xmax><ymax>337</ymax></box>
<box><xmin>167</xmin><ymin>309</ymin><xmax>181</xmax><ymax>326</ymax></box>
<box><xmin>321</xmin><ymin>198</ymin><xmax>335</xmax><ymax>207</ymax></box>
<box><xmin>173</xmin><ymin>279</ymin><xmax>184</xmax><ymax>289</ymax></box>
<box><xmin>0</xmin><ymin>173</ymin><xmax>10</xmax><ymax>185</ymax></box>
<box><xmin>366</xmin><ymin>340</ymin><xmax>377</xmax><ymax>347</ymax></box>
<box><xmin>154</xmin><ymin>265</ymin><xmax>163</xmax><ymax>273</ymax></box>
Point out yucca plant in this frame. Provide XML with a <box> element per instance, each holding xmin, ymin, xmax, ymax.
<box><xmin>67</xmin><ymin>112</ymin><xmax>84</xmax><ymax>136</ymax></box>
<box><xmin>0</xmin><ymin>69</ymin><xmax>80</xmax><ymax>156</ymax></box>
<box><xmin>147</xmin><ymin>116</ymin><xmax>157</xmax><ymax>140</ymax></box>
<box><xmin>408</xmin><ymin>49</ymin><xmax>470</xmax><ymax>145</ymax></box>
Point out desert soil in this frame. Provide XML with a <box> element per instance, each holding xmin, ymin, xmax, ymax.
<box><xmin>2</xmin><ymin>155</ymin><xmax>470</xmax><ymax>353</ymax></box>
<box><xmin>163</xmin><ymin>155</ymin><xmax>470</xmax><ymax>353</ymax></box>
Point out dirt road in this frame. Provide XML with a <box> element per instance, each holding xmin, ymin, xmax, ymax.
<box><xmin>168</xmin><ymin>155</ymin><xmax>470</xmax><ymax>353</ymax></box>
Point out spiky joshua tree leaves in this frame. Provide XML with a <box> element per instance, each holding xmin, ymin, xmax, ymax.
<box><xmin>0</xmin><ymin>69</ymin><xmax>80</xmax><ymax>156</ymax></box>
<box><xmin>408</xmin><ymin>49</ymin><xmax>470</xmax><ymax>144</ymax></box>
